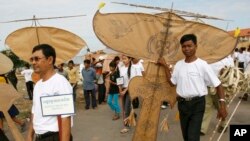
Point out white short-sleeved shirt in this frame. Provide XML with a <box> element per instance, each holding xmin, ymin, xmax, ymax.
<box><xmin>237</xmin><ymin>53</ymin><xmax>245</xmax><ymax>62</ymax></box>
<box><xmin>210</xmin><ymin>56</ymin><xmax>234</xmax><ymax>76</ymax></box>
<box><xmin>32</xmin><ymin>73</ymin><xmax>73</xmax><ymax>134</ymax></box>
<box><xmin>244</xmin><ymin>52</ymin><xmax>250</xmax><ymax>64</ymax></box>
<box><xmin>233</xmin><ymin>52</ymin><xmax>238</xmax><ymax>60</ymax></box>
<box><xmin>119</xmin><ymin>66</ymin><xmax>129</xmax><ymax>88</ymax></box>
<box><xmin>119</xmin><ymin>63</ymin><xmax>140</xmax><ymax>88</ymax></box>
<box><xmin>171</xmin><ymin>58</ymin><xmax>221</xmax><ymax>98</ymax></box>
<box><xmin>21</xmin><ymin>69</ymin><xmax>33</xmax><ymax>82</ymax></box>
<box><xmin>131</xmin><ymin>60</ymin><xmax>144</xmax><ymax>78</ymax></box>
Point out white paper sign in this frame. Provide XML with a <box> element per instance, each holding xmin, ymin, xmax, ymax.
<box><xmin>40</xmin><ymin>94</ymin><xmax>75</xmax><ymax>116</ymax></box>
<box><xmin>116</xmin><ymin>77</ymin><xmax>124</xmax><ymax>85</ymax></box>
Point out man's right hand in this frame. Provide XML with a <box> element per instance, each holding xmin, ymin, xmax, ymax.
<box><xmin>157</xmin><ymin>58</ymin><xmax>167</xmax><ymax>66</ymax></box>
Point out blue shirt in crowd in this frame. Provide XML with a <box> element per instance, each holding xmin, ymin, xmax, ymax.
<box><xmin>81</xmin><ymin>67</ymin><xmax>96</xmax><ymax>90</ymax></box>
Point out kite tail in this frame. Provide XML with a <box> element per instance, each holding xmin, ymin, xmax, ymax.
<box><xmin>160</xmin><ymin>114</ymin><xmax>169</xmax><ymax>133</ymax></box>
<box><xmin>124</xmin><ymin>104</ymin><xmax>136</xmax><ymax>127</ymax></box>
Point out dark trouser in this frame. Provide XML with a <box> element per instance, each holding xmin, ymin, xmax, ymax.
<box><xmin>98</xmin><ymin>84</ymin><xmax>106</xmax><ymax>104</ymax></box>
<box><xmin>35</xmin><ymin>132</ymin><xmax>73</xmax><ymax>141</ymax></box>
<box><xmin>123</xmin><ymin>91</ymin><xmax>131</xmax><ymax>118</ymax></box>
<box><xmin>178</xmin><ymin>96</ymin><xmax>205</xmax><ymax>141</ymax></box>
<box><xmin>71</xmin><ymin>83</ymin><xmax>77</xmax><ymax>102</ymax></box>
<box><xmin>84</xmin><ymin>89</ymin><xmax>97</xmax><ymax>108</ymax></box>
<box><xmin>0</xmin><ymin>129</ymin><xmax>9</xmax><ymax>141</ymax></box>
<box><xmin>26</xmin><ymin>81</ymin><xmax>34</xmax><ymax>100</ymax></box>
<box><xmin>238</xmin><ymin>62</ymin><xmax>244</xmax><ymax>72</ymax></box>
<box><xmin>162</xmin><ymin>101</ymin><xmax>168</xmax><ymax>106</ymax></box>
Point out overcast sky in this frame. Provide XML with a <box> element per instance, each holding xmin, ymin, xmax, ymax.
<box><xmin>0</xmin><ymin>0</ymin><xmax>249</xmax><ymax>52</ymax></box>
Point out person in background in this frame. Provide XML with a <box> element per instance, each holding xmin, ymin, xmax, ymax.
<box><xmin>91</xmin><ymin>57</ymin><xmax>97</xmax><ymax>67</ymax></box>
<box><xmin>81</xmin><ymin>59</ymin><xmax>97</xmax><ymax>109</ymax></box>
<box><xmin>233</xmin><ymin>48</ymin><xmax>239</xmax><ymax>61</ymax></box>
<box><xmin>56</xmin><ymin>63</ymin><xmax>68</xmax><ymax>79</ymax></box>
<box><xmin>21</xmin><ymin>64</ymin><xmax>34</xmax><ymax>100</ymax></box>
<box><xmin>119</xmin><ymin>55</ymin><xmax>133</xmax><ymax>134</ymax></box>
<box><xmin>113</xmin><ymin>56</ymin><xmax>123</xmax><ymax>69</ymax></box>
<box><xmin>107</xmin><ymin>61</ymin><xmax>121</xmax><ymax>120</ymax></box>
<box><xmin>130</xmin><ymin>58</ymin><xmax>144</xmax><ymax>109</ymax></box>
<box><xmin>67</xmin><ymin>60</ymin><xmax>79</xmax><ymax>102</ymax></box>
<box><xmin>96</xmin><ymin>62</ymin><xmax>106</xmax><ymax>104</ymax></box>
<box><xmin>239</xmin><ymin>47</ymin><xmax>250</xmax><ymax>101</ymax></box>
<box><xmin>131</xmin><ymin>58</ymin><xmax>144</xmax><ymax>77</ymax></box>
<box><xmin>237</xmin><ymin>48</ymin><xmax>245</xmax><ymax>72</ymax></box>
<box><xmin>105</xmin><ymin>56</ymin><xmax>122</xmax><ymax>101</ymax></box>
<box><xmin>242</xmin><ymin>47</ymin><xmax>248</xmax><ymax>69</ymax></box>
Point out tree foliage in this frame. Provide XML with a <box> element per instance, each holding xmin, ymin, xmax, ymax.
<box><xmin>1</xmin><ymin>50</ymin><xmax>28</xmax><ymax>68</ymax></box>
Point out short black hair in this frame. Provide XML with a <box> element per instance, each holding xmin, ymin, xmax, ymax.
<box><xmin>68</xmin><ymin>60</ymin><xmax>74</xmax><ymax>65</ymax></box>
<box><xmin>25</xmin><ymin>63</ymin><xmax>30</xmax><ymax>69</ymax></box>
<box><xmin>241</xmin><ymin>47</ymin><xmax>246</xmax><ymax>51</ymax></box>
<box><xmin>114</xmin><ymin>56</ymin><xmax>120</xmax><ymax>61</ymax></box>
<box><xmin>180</xmin><ymin>34</ymin><xmax>197</xmax><ymax>45</ymax></box>
<box><xmin>32</xmin><ymin>44</ymin><xmax>56</xmax><ymax>65</ymax></box>
<box><xmin>109</xmin><ymin>61</ymin><xmax>117</xmax><ymax>68</ymax></box>
<box><xmin>84</xmin><ymin>59</ymin><xmax>91</xmax><ymax>64</ymax></box>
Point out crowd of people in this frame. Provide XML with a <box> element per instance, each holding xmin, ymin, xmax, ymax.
<box><xmin>233</xmin><ymin>47</ymin><xmax>250</xmax><ymax>100</ymax></box>
<box><xmin>1</xmin><ymin>35</ymin><xmax>250</xmax><ymax>141</ymax></box>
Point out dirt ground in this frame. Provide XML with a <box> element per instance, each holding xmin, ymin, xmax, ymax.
<box><xmin>3</xmin><ymin>75</ymin><xmax>250</xmax><ymax>141</ymax></box>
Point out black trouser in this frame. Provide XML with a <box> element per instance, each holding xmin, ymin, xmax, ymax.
<box><xmin>0</xmin><ymin>129</ymin><xmax>9</xmax><ymax>141</ymax></box>
<box><xmin>162</xmin><ymin>101</ymin><xmax>168</xmax><ymax>106</ymax></box>
<box><xmin>178</xmin><ymin>96</ymin><xmax>205</xmax><ymax>141</ymax></box>
<box><xmin>123</xmin><ymin>91</ymin><xmax>131</xmax><ymax>118</ymax></box>
<box><xmin>98</xmin><ymin>84</ymin><xmax>106</xmax><ymax>104</ymax></box>
<box><xmin>238</xmin><ymin>62</ymin><xmax>244</xmax><ymax>72</ymax></box>
<box><xmin>35</xmin><ymin>132</ymin><xmax>73</xmax><ymax>141</ymax></box>
<box><xmin>26</xmin><ymin>81</ymin><xmax>34</xmax><ymax>100</ymax></box>
<box><xmin>84</xmin><ymin>89</ymin><xmax>97</xmax><ymax>108</ymax></box>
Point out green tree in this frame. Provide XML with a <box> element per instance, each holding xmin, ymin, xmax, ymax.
<box><xmin>1</xmin><ymin>50</ymin><xmax>28</xmax><ymax>68</ymax></box>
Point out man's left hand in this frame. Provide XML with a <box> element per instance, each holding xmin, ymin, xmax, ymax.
<box><xmin>217</xmin><ymin>105</ymin><xmax>227</xmax><ymax>119</ymax></box>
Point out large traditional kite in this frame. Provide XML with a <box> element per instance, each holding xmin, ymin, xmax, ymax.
<box><xmin>93</xmin><ymin>4</ymin><xmax>237</xmax><ymax>141</ymax></box>
<box><xmin>0</xmin><ymin>53</ymin><xmax>13</xmax><ymax>75</ymax></box>
<box><xmin>5</xmin><ymin>26</ymin><xmax>86</xmax><ymax>65</ymax></box>
<box><xmin>93</xmin><ymin>10</ymin><xmax>236</xmax><ymax>64</ymax></box>
<box><xmin>4</xmin><ymin>15</ymin><xmax>87</xmax><ymax>65</ymax></box>
<box><xmin>0</xmin><ymin>54</ymin><xmax>24</xmax><ymax>141</ymax></box>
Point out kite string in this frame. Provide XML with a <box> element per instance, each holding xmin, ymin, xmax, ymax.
<box><xmin>217</xmin><ymin>95</ymin><xmax>243</xmax><ymax>141</ymax></box>
<box><xmin>33</xmin><ymin>17</ymin><xmax>40</xmax><ymax>44</ymax></box>
<box><xmin>209</xmin><ymin>91</ymin><xmax>241</xmax><ymax>141</ymax></box>
<box><xmin>142</xmin><ymin>3</ymin><xmax>174</xmax><ymax>131</ymax></box>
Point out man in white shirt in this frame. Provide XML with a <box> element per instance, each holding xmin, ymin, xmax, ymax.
<box><xmin>244</xmin><ymin>47</ymin><xmax>250</xmax><ymax>71</ymax></box>
<box><xmin>233</xmin><ymin>48</ymin><xmax>239</xmax><ymax>60</ymax></box>
<box><xmin>158</xmin><ymin>34</ymin><xmax>227</xmax><ymax>141</ymax></box>
<box><xmin>21</xmin><ymin>64</ymin><xmax>34</xmax><ymax>100</ymax></box>
<box><xmin>237</xmin><ymin>48</ymin><xmax>245</xmax><ymax>72</ymax></box>
<box><xmin>26</xmin><ymin>44</ymin><xmax>73</xmax><ymax>141</ymax></box>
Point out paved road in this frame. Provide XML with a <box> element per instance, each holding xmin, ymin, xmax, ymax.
<box><xmin>71</xmin><ymin>95</ymin><xmax>249</xmax><ymax>141</ymax></box>
<box><xmin>3</xmin><ymin>77</ymin><xmax>250</xmax><ymax>141</ymax></box>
